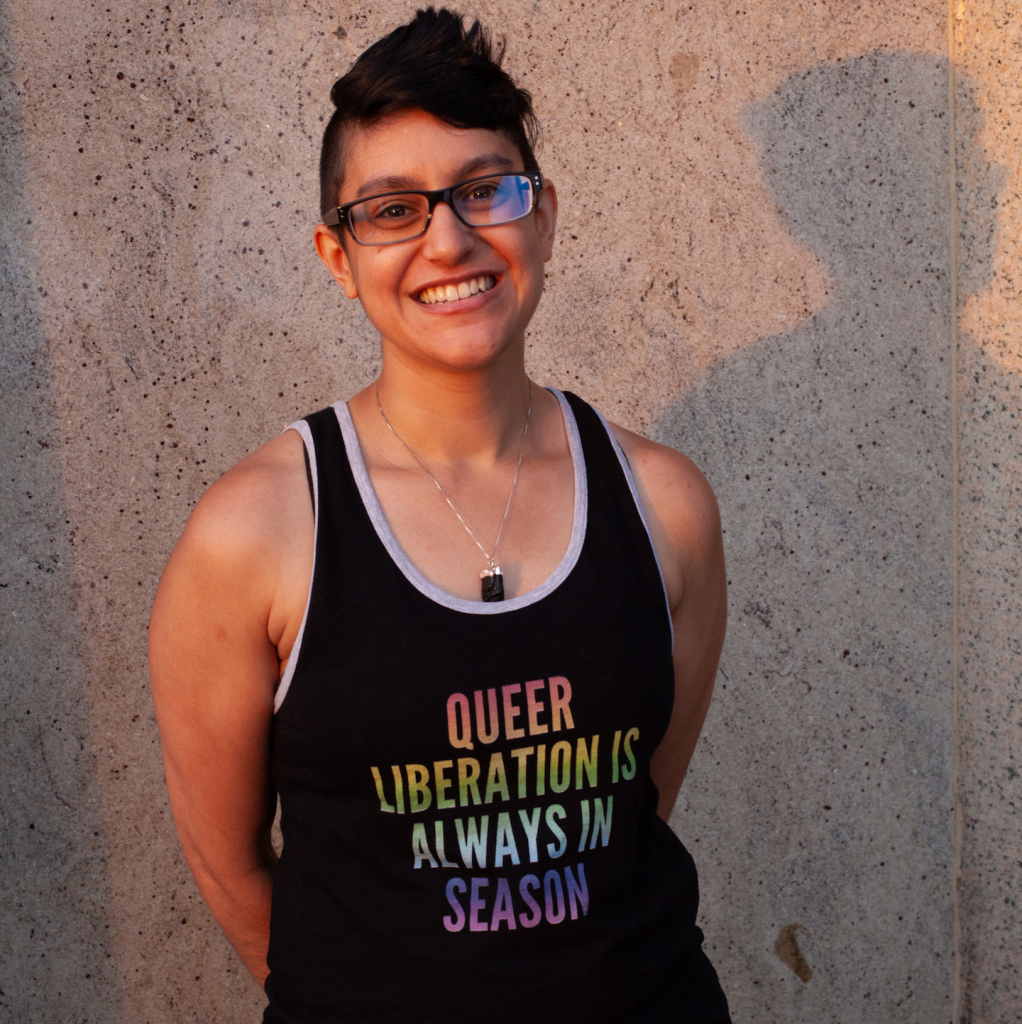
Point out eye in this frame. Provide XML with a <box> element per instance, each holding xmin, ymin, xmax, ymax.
<box><xmin>456</xmin><ymin>179</ymin><xmax>502</xmax><ymax>205</ymax></box>
<box><xmin>378</xmin><ymin>202</ymin><xmax>412</xmax><ymax>219</ymax></box>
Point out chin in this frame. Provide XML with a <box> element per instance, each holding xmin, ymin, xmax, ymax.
<box><xmin>433</xmin><ymin>344</ymin><xmax>507</xmax><ymax>372</ymax></box>
<box><xmin>418</xmin><ymin>330</ymin><xmax>519</xmax><ymax>372</ymax></box>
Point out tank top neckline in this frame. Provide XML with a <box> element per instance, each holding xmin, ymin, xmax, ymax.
<box><xmin>333</xmin><ymin>387</ymin><xmax>588</xmax><ymax>616</ymax></box>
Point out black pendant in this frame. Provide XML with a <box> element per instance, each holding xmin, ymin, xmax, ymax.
<box><xmin>481</xmin><ymin>566</ymin><xmax>504</xmax><ymax>602</ymax></box>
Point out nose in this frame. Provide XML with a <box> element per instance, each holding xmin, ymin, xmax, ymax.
<box><xmin>420</xmin><ymin>199</ymin><xmax>477</xmax><ymax>264</ymax></box>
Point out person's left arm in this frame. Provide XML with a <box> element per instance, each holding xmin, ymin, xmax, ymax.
<box><xmin>609</xmin><ymin>424</ymin><xmax>727</xmax><ymax>821</ymax></box>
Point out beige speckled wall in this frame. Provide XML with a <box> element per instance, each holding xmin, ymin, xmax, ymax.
<box><xmin>954</xmin><ymin>1</ymin><xmax>1022</xmax><ymax>1020</ymax></box>
<box><xmin>0</xmin><ymin>1</ymin><xmax>1015</xmax><ymax>1021</ymax></box>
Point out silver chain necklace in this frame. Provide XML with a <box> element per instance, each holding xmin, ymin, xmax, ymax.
<box><xmin>375</xmin><ymin>381</ymin><xmax>533</xmax><ymax>602</ymax></box>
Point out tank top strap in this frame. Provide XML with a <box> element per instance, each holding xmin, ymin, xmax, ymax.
<box><xmin>300</xmin><ymin>401</ymin><xmax>394</xmax><ymax>570</ymax></box>
<box><xmin>561</xmin><ymin>390</ymin><xmax>624</xmax><ymax>480</ymax></box>
<box><xmin>299</xmin><ymin>400</ymin><xmax>416</xmax><ymax>601</ymax></box>
<box><xmin>302</xmin><ymin>403</ymin><xmax>352</xmax><ymax>503</ymax></box>
<box><xmin>562</xmin><ymin>390</ymin><xmax>674</xmax><ymax>645</ymax></box>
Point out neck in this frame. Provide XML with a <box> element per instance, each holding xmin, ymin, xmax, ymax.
<box><xmin>372</xmin><ymin>345</ymin><xmax>535</xmax><ymax>465</ymax></box>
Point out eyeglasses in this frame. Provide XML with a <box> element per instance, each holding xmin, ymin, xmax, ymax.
<box><xmin>323</xmin><ymin>172</ymin><xmax>543</xmax><ymax>246</ymax></box>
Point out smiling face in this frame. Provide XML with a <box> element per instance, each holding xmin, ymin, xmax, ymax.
<box><xmin>314</xmin><ymin>109</ymin><xmax>557</xmax><ymax>375</ymax></box>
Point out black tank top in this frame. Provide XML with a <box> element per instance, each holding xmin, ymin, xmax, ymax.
<box><xmin>265</xmin><ymin>390</ymin><xmax>729</xmax><ymax>1024</ymax></box>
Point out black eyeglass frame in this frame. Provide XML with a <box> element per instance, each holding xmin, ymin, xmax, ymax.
<box><xmin>322</xmin><ymin>172</ymin><xmax>544</xmax><ymax>246</ymax></box>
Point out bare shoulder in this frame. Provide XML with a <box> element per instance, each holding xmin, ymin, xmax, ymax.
<box><xmin>151</xmin><ymin>427</ymin><xmax>312</xmax><ymax>648</ymax></box>
<box><xmin>181</xmin><ymin>428</ymin><xmax>310</xmax><ymax>566</ymax></box>
<box><xmin>605</xmin><ymin>421</ymin><xmax>722</xmax><ymax>609</ymax></box>
<box><xmin>607</xmin><ymin>422</ymin><xmax>720</xmax><ymax>540</ymax></box>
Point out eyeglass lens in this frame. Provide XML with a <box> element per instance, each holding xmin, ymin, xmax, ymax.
<box><xmin>347</xmin><ymin>174</ymin><xmax>535</xmax><ymax>245</ymax></box>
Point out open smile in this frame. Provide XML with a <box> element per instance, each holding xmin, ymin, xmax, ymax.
<box><xmin>417</xmin><ymin>274</ymin><xmax>498</xmax><ymax>305</ymax></box>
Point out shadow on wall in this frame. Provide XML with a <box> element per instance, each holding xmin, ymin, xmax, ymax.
<box><xmin>657</xmin><ymin>52</ymin><xmax>1002</xmax><ymax>1018</ymax></box>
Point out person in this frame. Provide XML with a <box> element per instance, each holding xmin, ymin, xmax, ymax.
<box><xmin>148</xmin><ymin>8</ymin><xmax>730</xmax><ymax>1023</ymax></box>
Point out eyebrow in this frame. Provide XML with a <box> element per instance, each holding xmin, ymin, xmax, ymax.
<box><xmin>352</xmin><ymin>153</ymin><xmax>517</xmax><ymax>200</ymax></box>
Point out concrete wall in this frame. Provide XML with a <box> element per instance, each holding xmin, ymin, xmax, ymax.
<box><xmin>0</xmin><ymin>1</ymin><xmax>1016</xmax><ymax>1021</ymax></box>
<box><xmin>954</xmin><ymin>2</ymin><xmax>1022</xmax><ymax>1018</ymax></box>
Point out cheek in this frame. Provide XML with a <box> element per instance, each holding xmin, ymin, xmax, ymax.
<box><xmin>516</xmin><ymin>245</ymin><xmax>547</xmax><ymax>297</ymax></box>
<box><xmin>352</xmin><ymin>254</ymin><xmax>408</xmax><ymax>306</ymax></box>
<box><xmin>498</xmin><ymin>236</ymin><xmax>541</xmax><ymax>287</ymax></box>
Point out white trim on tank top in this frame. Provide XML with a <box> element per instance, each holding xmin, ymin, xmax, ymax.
<box><xmin>274</xmin><ymin>418</ymin><xmax>319</xmax><ymax>713</ymax></box>
<box><xmin>592</xmin><ymin>407</ymin><xmax>676</xmax><ymax>652</ymax></box>
<box><xmin>335</xmin><ymin>387</ymin><xmax>588</xmax><ymax>616</ymax></box>
<box><xmin>274</xmin><ymin>388</ymin><xmax>675</xmax><ymax>713</ymax></box>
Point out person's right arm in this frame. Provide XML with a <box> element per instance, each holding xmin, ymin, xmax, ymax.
<box><xmin>148</xmin><ymin>430</ymin><xmax>312</xmax><ymax>986</ymax></box>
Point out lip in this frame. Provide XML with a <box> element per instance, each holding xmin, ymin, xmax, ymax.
<box><xmin>412</xmin><ymin>271</ymin><xmax>501</xmax><ymax>312</ymax></box>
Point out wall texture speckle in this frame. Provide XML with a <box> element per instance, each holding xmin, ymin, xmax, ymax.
<box><xmin>661</xmin><ymin>48</ymin><xmax>957</xmax><ymax>1022</ymax></box>
<box><xmin>0</xmin><ymin>1</ymin><xmax>1015</xmax><ymax>1022</ymax></box>
<box><xmin>955</xmin><ymin>1</ymin><xmax>1022</xmax><ymax>1021</ymax></box>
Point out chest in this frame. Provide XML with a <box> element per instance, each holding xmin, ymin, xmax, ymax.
<box><xmin>367</xmin><ymin>452</ymin><xmax>575</xmax><ymax>602</ymax></box>
<box><xmin>275</xmin><ymin>574</ymin><xmax>676</xmax><ymax>803</ymax></box>
<box><xmin>274</xmin><ymin>395</ymin><xmax>675</xmax><ymax>788</ymax></box>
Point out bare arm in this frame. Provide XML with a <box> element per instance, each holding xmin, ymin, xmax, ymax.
<box><xmin>610</xmin><ymin>424</ymin><xmax>727</xmax><ymax>820</ymax></box>
<box><xmin>148</xmin><ymin>430</ymin><xmax>311</xmax><ymax>985</ymax></box>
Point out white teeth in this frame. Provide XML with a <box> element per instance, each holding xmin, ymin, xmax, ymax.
<box><xmin>419</xmin><ymin>275</ymin><xmax>495</xmax><ymax>304</ymax></box>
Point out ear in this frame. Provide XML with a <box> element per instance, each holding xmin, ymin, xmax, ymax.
<box><xmin>313</xmin><ymin>222</ymin><xmax>359</xmax><ymax>299</ymax></box>
<box><xmin>535</xmin><ymin>178</ymin><xmax>558</xmax><ymax>263</ymax></box>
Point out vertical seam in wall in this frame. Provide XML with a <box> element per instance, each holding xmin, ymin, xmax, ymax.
<box><xmin>948</xmin><ymin>0</ymin><xmax>963</xmax><ymax>1020</ymax></box>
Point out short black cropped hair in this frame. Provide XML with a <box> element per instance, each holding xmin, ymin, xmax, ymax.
<box><xmin>319</xmin><ymin>7</ymin><xmax>540</xmax><ymax>217</ymax></box>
